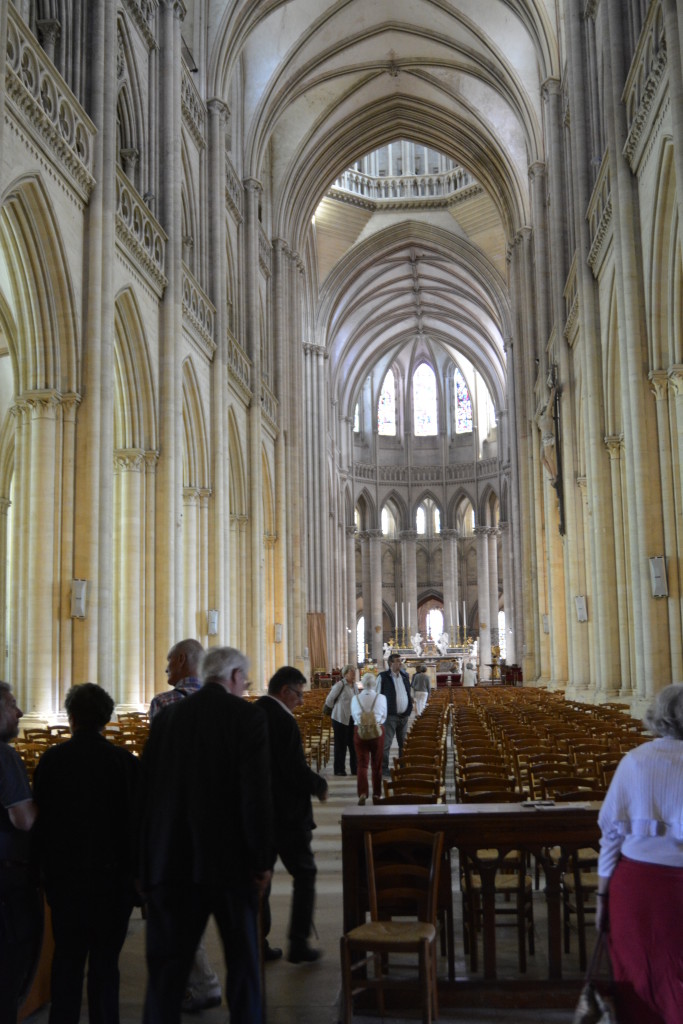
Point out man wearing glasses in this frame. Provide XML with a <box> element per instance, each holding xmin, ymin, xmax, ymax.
<box><xmin>258</xmin><ymin>667</ymin><xmax>328</xmax><ymax>963</ymax></box>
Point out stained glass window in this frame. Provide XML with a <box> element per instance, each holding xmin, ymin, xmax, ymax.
<box><xmin>353</xmin><ymin>402</ymin><xmax>360</xmax><ymax>433</ymax></box>
<box><xmin>377</xmin><ymin>369</ymin><xmax>396</xmax><ymax>435</ymax></box>
<box><xmin>455</xmin><ymin>367</ymin><xmax>473</xmax><ymax>433</ymax></box>
<box><xmin>413</xmin><ymin>363</ymin><xmax>437</xmax><ymax>436</ymax></box>
<box><xmin>416</xmin><ymin>505</ymin><xmax>426</xmax><ymax>534</ymax></box>
<box><xmin>434</xmin><ymin>507</ymin><xmax>441</xmax><ymax>534</ymax></box>
<box><xmin>381</xmin><ymin>507</ymin><xmax>389</xmax><ymax>535</ymax></box>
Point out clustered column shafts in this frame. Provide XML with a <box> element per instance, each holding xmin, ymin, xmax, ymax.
<box><xmin>207</xmin><ymin>98</ymin><xmax>230</xmax><ymax>649</ymax></box>
<box><xmin>474</xmin><ymin>526</ymin><xmax>491</xmax><ymax>679</ymax></box>
<box><xmin>244</xmin><ymin>177</ymin><xmax>265</xmax><ymax>687</ymax></box>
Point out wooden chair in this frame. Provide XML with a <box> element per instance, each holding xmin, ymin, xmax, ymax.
<box><xmin>562</xmin><ymin>849</ymin><xmax>599</xmax><ymax>970</ymax></box>
<box><xmin>459</xmin><ymin>838</ymin><xmax>535</xmax><ymax>974</ymax></box>
<box><xmin>340</xmin><ymin>828</ymin><xmax>444</xmax><ymax>1024</ymax></box>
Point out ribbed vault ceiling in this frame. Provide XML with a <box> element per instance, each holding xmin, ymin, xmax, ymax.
<box><xmin>204</xmin><ymin>0</ymin><xmax>560</xmax><ymax>414</ymax></box>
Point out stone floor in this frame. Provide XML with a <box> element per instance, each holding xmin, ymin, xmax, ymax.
<box><xmin>24</xmin><ymin>754</ymin><xmax>583</xmax><ymax>1024</ymax></box>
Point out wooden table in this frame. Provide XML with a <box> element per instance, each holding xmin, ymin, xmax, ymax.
<box><xmin>341</xmin><ymin>801</ymin><xmax>601</xmax><ymax>1007</ymax></box>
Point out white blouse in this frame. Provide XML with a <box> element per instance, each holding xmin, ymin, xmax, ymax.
<box><xmin>351</xmin><ymin>689</ymin><xmax>387</xmax><ymax>727</ymax></box>
<box><xmin>598</xmin><ymin>737</ymin><xmax>683</xmax><ymax>878</ymax></box>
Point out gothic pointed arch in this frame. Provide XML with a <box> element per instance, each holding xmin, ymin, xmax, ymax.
<box><xmin>0</xmin><ymin>175</ymin><xmax>78</xmax><ymax>395</ymax></box>
<box><xmin>227</xmin><ymin>408</ymin><xmax>247</xmax><ymax>516</ymax></box>
<box><xmin>648</xmin><ymin>140</ymin><xmax>679</xmax><ymax>369</ymax></box>
<box><xmin>181</xmin><ymin>358</ymin><xmax>209</xmax><ymax>490</ymax></box>
<box><xmin>113</xmin><ymin>289</ymin><xmax>157</xmax><ymax>451</ymax></box>
<box><xmin>354</xmin><ymin>489</ymin><xmax>376</xmax><ymax>531</ymax></box>
<box><xmin>116</xmin><ymin>13</ymin><xmax>146</xmax><ymax>187</ymax></box>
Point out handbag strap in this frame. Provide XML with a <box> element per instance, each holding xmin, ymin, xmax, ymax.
<box><xmin>583</xmin><ymin>928</ymin><xmax>612</xmax><ymax>986</ymax></box>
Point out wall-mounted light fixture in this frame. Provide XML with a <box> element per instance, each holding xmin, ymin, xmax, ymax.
<box><xmin>575</xmin><ymin>596</ymin><xmax>588</xmax><ymax>622</ymax></box>
<box><xmin>649</xmin><ymin>557</ymin><xmax>668</xmax><ymax>598</ymax></box>
<box><xmin>207</xmin><ymin>609</ymin><xmax>219</xmax><ymax>636</ymax></box>
<box><xmin>274</xmin><ymin>623</ymin><xmax>283</xmax><ymax>643</ymax></box>
<box><xmin>71</xmin><ymin>579</ymin><xmax>87</xmax><ymax>619</ymax></box>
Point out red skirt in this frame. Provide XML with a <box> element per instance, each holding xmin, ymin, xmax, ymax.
<box><xmin>608</xmin><ymin>856</ymin><xmax>683</xmax><ymax>1024</ymax></box>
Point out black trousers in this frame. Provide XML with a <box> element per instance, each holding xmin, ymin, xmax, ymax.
<box><xmin>47</xmin><ymin>883</ymin><xmax>133</xmax><ymax>1024</ymax></box>
<box><xmin>332</xmin><ymin>719</ymin><xmax>357</xmax><ymax>775</ymax></box>
<box><xmin>144</xmin><ymin>883</ymin><xmax>261</xmax><ymax>1024</ymax></box>
<box><xmin>276</xmin><ymin>829</ymin><xmax>317</xmax><ymax>949</ymax></box>
<box><xmin>0</xmin><ymin>869</ymin><xmax>43</xmax><ymax>1024</ymax></box>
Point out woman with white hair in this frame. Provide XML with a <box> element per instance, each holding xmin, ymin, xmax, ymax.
<box><xmin>597</xmin><ymin>683</ymin><xmax>683</xmax><ymax>1023</ymax></box>
<box><xmin>324</xmin><ymin>665</ymin><xmax>358</xmax><ymax>776</ymax></box>
<box><xmin>350</xmin><ymin>673</ymin><xmax>387</xmax><ymax>805</ymax></box>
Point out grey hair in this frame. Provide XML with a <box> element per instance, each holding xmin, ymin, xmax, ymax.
<box><xmin>341</xmin><ymin>664</ymin><xmax>356</xmax><ymax>679</ymax></box>
<box><xmin>201</xmin><ymin>647</ymin><xmax>249</xmax><ymax>687</ymax></box>
<box><xmin>644</xmin><ymin>683</ymin><xmax>683</xmax><ymax>739</ymax></box>
<box><xmin>360</xmin><ymin>672</ymin><xmax>377</xmax><ymax>690</ymax></box>
<box><xmin>169</xmin><ymin>638</ymin><xmax>204</xmax><ymax>673</ymax></box>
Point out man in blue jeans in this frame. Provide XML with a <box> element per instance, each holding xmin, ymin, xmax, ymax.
<box><xmin>376</xmin><ymin>653</ymin><xmax>413</xmax><ymax>776</ymax></box>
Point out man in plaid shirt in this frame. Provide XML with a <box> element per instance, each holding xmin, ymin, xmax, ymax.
<box><xmin>149</xmin><ymin>639</ymin><xmax>204</xmax><ymax>722</ymax></box>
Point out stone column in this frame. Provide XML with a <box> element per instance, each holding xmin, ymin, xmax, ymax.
<box><xmin>26</xmin><ymin>393</ymin><xmax>59</xmax><ymax>713</ymax></box>
<box><xmin>649</xmin><ymin>373</ymin><xmax>683</xmax><ymax>682</ymax></box>
<box><xmin>272</xmin><ymin>239</ymin><xmax>289</xmax><ymax>664</ymax></box>
<box><xmin>0</xmin><ymin>497</ymin><xmax>10</xmax><ymax>680</ymax></box>
<box><xmin>182</xmin><ymin>487</ymin><xmax>199</xmax><ymax>640</ymax></box>
<box><xmin>369</xmin><ymin>529</ymin><xmax>383</xmax><ymax>664</ymax></box>
<box><xmin>487</xmin><ymin>527</ymin><xmax>500</xmax><ymax>642</ymax></box>
<box><xmin>72</xmin><ymin>0</ymin><xmax>118</xmax><ymax>689</ymax></box>
<box><xmin>153</xmin><ymin>0</ymin><xmax>184</xmax><ymax>675</ymax></box>
<box><xmin>604</xmin><ymin>435</ymin><xmax>632</xmax><ymax>697</ymax></box>
<box><xmin>601</xmin><ymin>0</ymin><xmax>668</xmax><ymax>700</ymax></box>
<box><xmin>346</xmin><ymin>527</ymin><xmax>357</xmax><ymax>664</ymax></box>
<box><xmin>400</xmin><ymin>530</ymin><xmax>418</xmax><ymax>636</ymax></box>
<box><xmin>115</xmin><ymin>450</ymin><xmax>144</xmax><ymax>706</ymax></box>
<box><xmin>542</xmin><ymin>75</ymin><xmax>582</xmax><ymax>690</ymax></box>
<box><xmin>499</xmin><ymin>521</ymin><xmax>515</xmax><ymax>662</ymax></box>
<box><xmin>243</xmin><ymin>177</ymin><xmax>264</xmax><ymax>686</ymax></box>
<box><xmin>199</xmin><ymin>488</ymin><xmax>210</xmax><ymax>644</ymax></box>
<box><xmin>566</xmin><ymin>0</ymin><xmax>625</xmax><ymax>699</ymax></box>
<box><xmin>0</xmin><ymin>0</ymin><xmax>7</xmax><ymax>159</ymax></box>
<box><xmin>144</xmin><ymin>451</ymin><xmax>158</xmax><ymax>703</ymax></box>
<box><xmin>441</xmin><ymin>529</ymin><xmax>459</xmax><ymax>640</ymax></box>
<box><xmin>474</xmin><ymin>526</ymin><xmax>491</xmax><ymax>679</ymax></box>
<box><xmin>206</xmin><ymin>99</ymin><xmax>229</xmax><ymax>646</ymax></box>
<box><xmin>360</xmin><ymin>532</ymin><xmax>371</xmax><ymax>660</ymax></box>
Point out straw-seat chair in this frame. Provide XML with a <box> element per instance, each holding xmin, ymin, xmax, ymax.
<box><xmin>340</xmin><ymin>828</ymin><xmax>444</xmax><ymax>1024</ymax></box>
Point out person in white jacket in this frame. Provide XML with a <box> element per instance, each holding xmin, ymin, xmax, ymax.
<box><xmin>324</xmin><ymin>666</ymin><xmax>358</xmax><ymax>776</ymax></box>
<box><xmin>350</xmin><ymin>673</ymin><xmax>387</xmax><ymax>805</ymax></box>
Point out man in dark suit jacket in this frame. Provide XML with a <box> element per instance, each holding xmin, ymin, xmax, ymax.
<box><xmin>258</xmin><ymin>666</ymin><xmax>328</xmax><ymax>963</ymax></box>
<box><xmin>138</xmin><ymin>647</ymin><xmax>274</xmax><ymax>1024</ymax></box>
<box><xmin>377</xmin><ymin>652</ymin><xmax>413</xmax><ymax>775</ymax></box>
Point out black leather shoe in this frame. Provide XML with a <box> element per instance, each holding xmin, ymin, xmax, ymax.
<box><xmin>264</xmin><ymin>943</ymin><xmax>283</xmax><ymax>962</ymax></box>
<box><xmin>287</xmin><ymin>945</ymin><xmax>322</xmax><ymax>964</ymax></box>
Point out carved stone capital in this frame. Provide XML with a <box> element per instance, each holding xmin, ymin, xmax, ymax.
<box><xmin>399</xmin><ymin>530</ymin><xmax>417</xmax><ymax>542</ymax></box>
<box><xmin>114</xmin><ymin>449</ymin><xmax>145</xmax><ymax>472</ymax></box>
<box><xmin>648</xmin><ymin>369</ymin><xmax>669</xmax><ymax>401</ymax></box>
<box><xmin>346</xmin><ymin>526</ymin><xmax>357</xmax><ymax>538</ymax></box>
<box><xmin>183</xmin><ymin>487</ymin><xmax>200</xmax><ymax>504</ymax></box>
<box><xmin>37</xmin><ymin>19</ymin><xmax>61</xmax><ymax>61</ymax></box>
<box><xmin>440</xmin><ymin>529</ymin><xmax>459</xmax><ymax>541</ymax></box>
<box><xmin>604</xmin><ymin>434</ymin><xmax>624</xmax><ymax>459</ymax></box>
<box><xmin>668</xmin><ymin>365</ymin><xmax>683</xmax><ymax>397</ymax></box>
<box><xmin>243</xmin><ymin>177</ymin><xmax>262</xmax><ymax>195</ymax></box>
